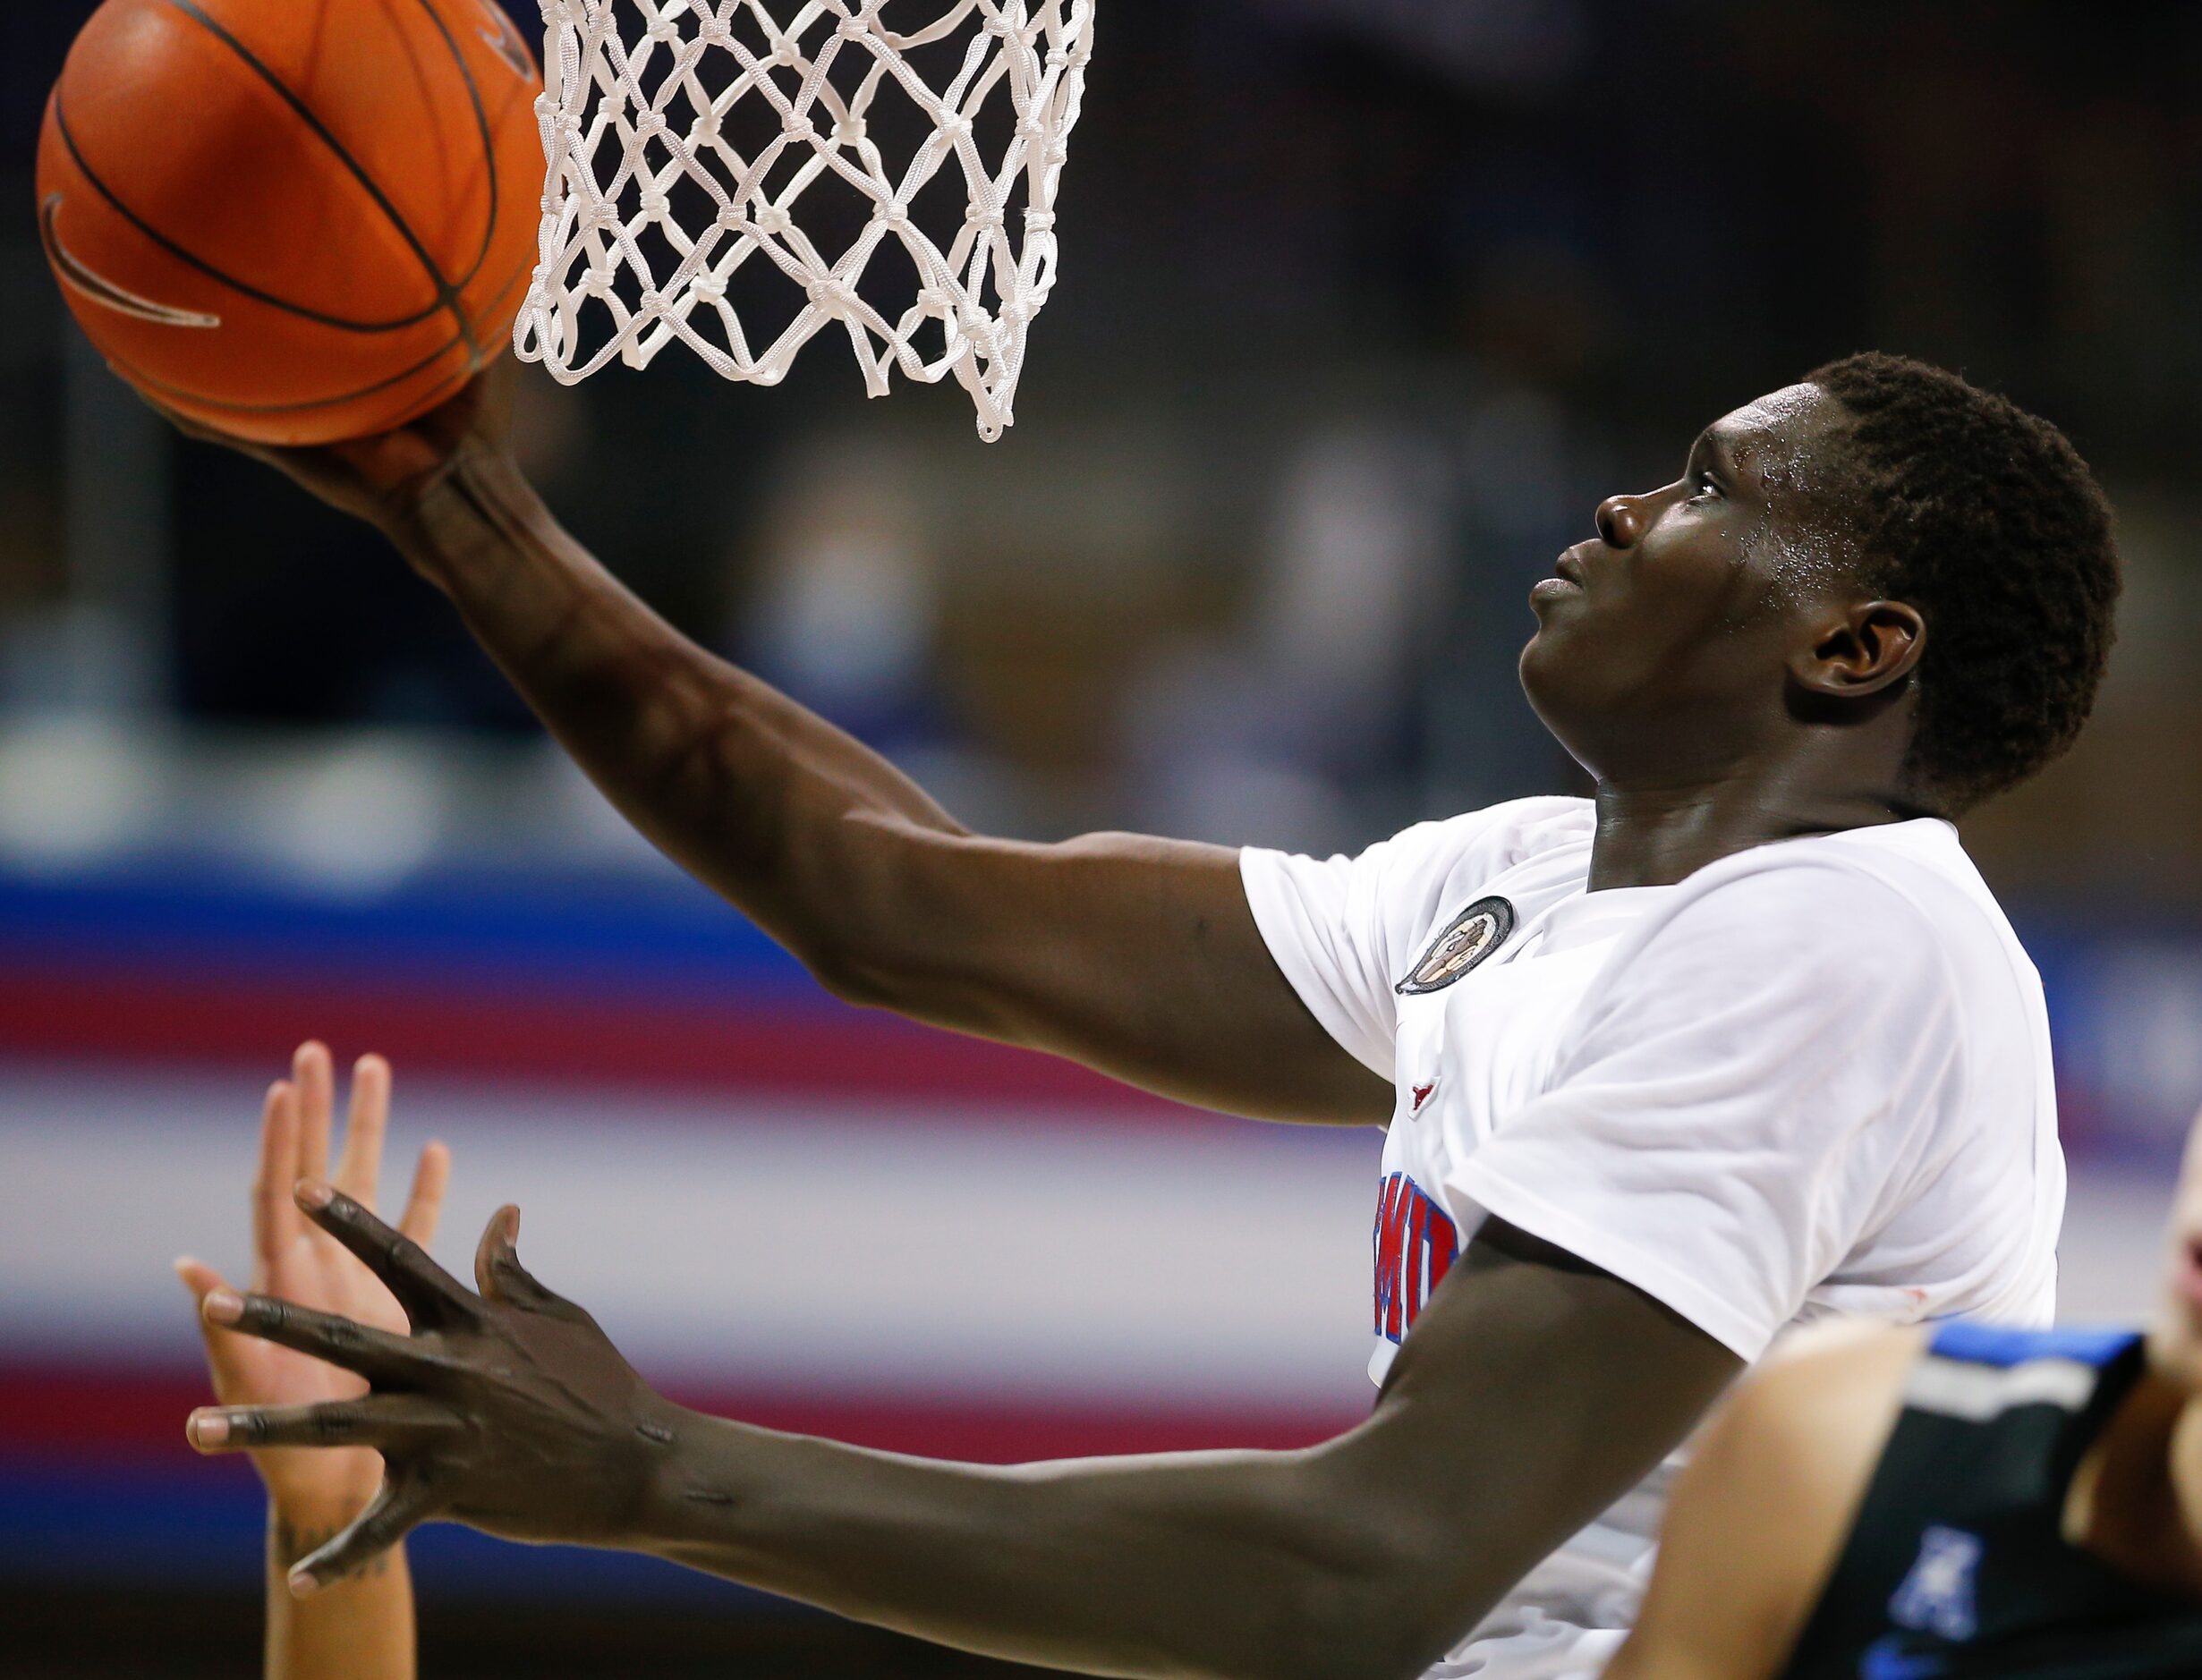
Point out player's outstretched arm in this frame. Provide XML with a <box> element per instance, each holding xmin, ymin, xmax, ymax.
<box><xmin>188</xmin><ymin>1190</ymin><xmax>1740</xmax><ymax>1680</ymax></box>
<box><xmin>151</xmin><ymin>373</ymin><xmax>1388</xmax><ymax>1126</ymax></box>
<box><xmin>174</xmin><ymin>1044</ymin><xmax>446</xmax><ymax>1680</ymax></box>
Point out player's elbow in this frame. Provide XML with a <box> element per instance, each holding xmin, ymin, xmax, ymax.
<box><xmin>1237</xmin><ymin>1512</ymin><xmax>1480</xmax><ymax>1680</ymax></box>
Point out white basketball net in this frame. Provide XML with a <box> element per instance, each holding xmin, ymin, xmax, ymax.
<box><xmin>514</xmin><ymin>0</ymin><xmax>1095</xmax><ymax>439</ymax></box>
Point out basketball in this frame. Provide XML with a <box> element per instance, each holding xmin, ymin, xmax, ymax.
<box><xmin>35</xmin><ymin>0</ymin><xmax>544</xmax><ymax>446</ymax></box>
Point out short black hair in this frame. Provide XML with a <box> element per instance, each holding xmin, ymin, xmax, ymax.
<box><xmin>1806</xmin><ymin>352</ymin><xmax>2121</xmax><ymax>814</ymax></box>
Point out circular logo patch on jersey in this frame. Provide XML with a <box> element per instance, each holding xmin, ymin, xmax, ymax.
<box><xmin>1395</xmin><ymin>896</ymin><xmax>1516</xmax><ymax>996</ymax></box>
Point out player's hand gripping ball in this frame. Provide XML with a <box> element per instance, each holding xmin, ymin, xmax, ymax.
<box><xmin>36</xmin><ymin>0</ymin><xmax>544</xmax><ymax>445</ymax></box>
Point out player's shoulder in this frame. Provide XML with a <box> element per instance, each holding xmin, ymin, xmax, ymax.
<box><xmin>1380</xmin><ymin>794</ymin><xmax>1594</xmax><ymax>879</ymax></box>
<box><xmin>1666</xmin><ymin>818</ymin><xmax>2009</xmax><ymax>958</ymax></box>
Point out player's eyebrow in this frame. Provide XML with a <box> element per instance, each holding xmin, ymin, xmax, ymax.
<box><xmin>1688</xmin><ymin>428</ymin><xmax>1739</xmax><ymax>479</ymax></box>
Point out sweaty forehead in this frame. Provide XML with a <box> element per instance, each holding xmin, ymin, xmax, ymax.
<box><xmin>1705</xmin><ymin>383</ymin><xmax>1841</xmax><ymax>494</ymax></box>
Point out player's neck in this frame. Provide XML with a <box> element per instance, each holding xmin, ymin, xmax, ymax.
<box><xmin>1585</xmin><ymin>774</ymin><xmax>1926</xmax><ymax>892</ymax></box>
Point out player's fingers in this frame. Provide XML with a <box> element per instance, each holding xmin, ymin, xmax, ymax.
<box><xmin>200</xmin><ymin>1287</ymin><xmax>441</xmax><ymax>1385</ymax></box>
<box><xmin>293</xmin><ymin>1042</ymin><xmax>335</xmax><ymax>1187</ymax></box>
<box><xmin>332</xmin><ymin>1054</ymin><xmax>392</xmax><ymax>1209</ymax></box>
<box><xmin>473</xmin><ymin>1204</ymin><xmax>557</xmax><ymax>1311</ymax></box>
<box><xmin>289</xmin><ymin>1476</ymin><xmax>440</xmax><ymax>1599</ymax></box>
<box><xmin>174</xmin><ymin>1257</ymin><xmax>252</xmax><ymax>1394</ymax></box>
<box><xmin>187</xmin><ymin>1392</ymin><xmax>462</xmax><ymax>1454</ymax></box>
<box><xmin>131</xmin><ymin>387</ymin><xmax>231</xmax><ymax>446</ymax></box>
<box><xmin>252</xmin><ymin>1081</ymin><xmax>302</xmax><ymax>1270</ymax></box>
<box><xmin>397</xmin><ymin>1141</ymin><xmax>452</xmax><ymax>1250</ymax></box>
<box><xmin>296</xmin><ymin>1182</ymin><xmax>479</xmax><ymax>1328</ymax></box>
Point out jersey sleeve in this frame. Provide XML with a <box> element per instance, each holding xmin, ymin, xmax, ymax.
<box><xmin>1238</xmin><ymin>833</ymin><xmax>1415</xmax><ymax>1082</ymax></box>
<box><xmin>1447</xmin><ymin>860</ymin><xmax>1962</xmax><ymax>1362</ymax></box>
<box><xmin>1239</xmin><ymin>806</ymin><xmax>1554</xmax><ymax>1084</ymax></box>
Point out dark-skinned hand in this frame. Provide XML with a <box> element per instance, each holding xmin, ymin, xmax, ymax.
<box><xmin>188</xmin><ymin>1182</ymin><xmax>675</xmax><ymax>1597</ymax></box>
<box><xmin>139</xmin><ymin>355</ymin><xmax>514</xmax><ymax>531</ymax></box>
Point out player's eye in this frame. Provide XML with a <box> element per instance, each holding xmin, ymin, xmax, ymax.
<box><xmin>1688</xmin><ymin>472</ymin><xmax>1722</xmax><ymax>504</ymax></box>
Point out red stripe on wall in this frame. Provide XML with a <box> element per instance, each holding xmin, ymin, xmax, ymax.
<box><xmin>2</xmin><ymin>1365</ymin><xmax>1359</xmax><ymax>1466</ymax></box>
<box><xmin>0</xmin><ymin>963</ymin><xmax>1224</xmax><ymax>1124</ymax></box>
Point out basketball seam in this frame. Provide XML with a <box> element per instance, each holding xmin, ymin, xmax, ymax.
<box><xmin>160</xmin><ymin>0</ymin><xmax>480</xmax><ymax>360</ymax></box>
<box><xmin>404</xmin><ymin>0</ymin><xmax>504</xmax><ymax>296</ymax></box>
<box><xmin>102</xmin><ymin>252</ymin><xmax>532</xmax><ymax>416</ymax></box>
<box><xmin>52</xmin><ymin>95</ymin><xmax>446</xmax><ymax>335</ymax></box>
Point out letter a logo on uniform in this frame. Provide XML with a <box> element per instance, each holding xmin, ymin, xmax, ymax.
<box><xmin>1888</xmin><ymin>1526</ymin><xmax>1982</xmax><ymax>1642</ymax></box>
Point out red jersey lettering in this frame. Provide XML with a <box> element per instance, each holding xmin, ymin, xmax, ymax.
<box><xmin>1372</xmin><ymin>1172</ymin><xmax>1459</xmax><ymax>1345</ymax></box>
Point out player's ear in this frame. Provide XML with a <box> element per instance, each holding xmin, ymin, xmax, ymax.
<box><xmin>1790</xmin><ymin>601</ymin><xmax>1925</xmax><ymax>699</ymax></box>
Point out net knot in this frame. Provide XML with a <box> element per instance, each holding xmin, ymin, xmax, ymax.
<box><xmin>633</xmin><ymin>108</ymin><xmax>669</xmax><ymax>140</ymax></box>
<box><xmin>782</xmin><ymin>112</ymin><xmax>818</xmax><ymax>145</ymax></box>
<box><xmin>940</xmin><ymin>115</ymin><xmax>974</xmax><ymax>143</ymax></box>
<box><xmin>754</xmin><ymin>204</ymin><xmax>793</xmax><ymax>237</ymax></box>
<box><xmin>644</xmin><ymin>15</ymin><xmax>680</xmax><ymax>44</ymax></box>
<box><xmin>581</xmin><ymin>199</ymin><xmax>620</xmax><ymax>233</ymax></box>
<box><xmin>835</xmin><ymin>117</ymin><xmax>867</xmax><ymax>148</ymax></box>
<box><xmin>714</xmin><ymin>203</ymin><xmax>747</xmax><ymax>232</ymax></box>
<box><xmin>1024</xmin><ymin>209</ymin><xmax>1057</xmax><ymax>232</ymax></box>
<box><xmin>965</xmin><ymin>203</ymin><xmax>1006</xmax><ymax>230</ymax></box>
<box><xmin>879</xmin><ymin>198</ymin><xmax>911</xmax><ymax>225</ymax></box>
<box><xmin>693</xmin><ymin>275</ymin><xmax>727</xmax><ymax>304</ymax></box>
<box><xmin>639</xmin><ymin>185</ymin><xmax>670</xmax><ymax>218</ymax></box>
<box><xmin>637</xmin><ymin>288</ymin><xmax>665</xmax><ymax>318</ymax></box>
<box><xmin>582</xmin><ymin>266</ymin><xmax>616</xmax><ymax>299</ymax></box>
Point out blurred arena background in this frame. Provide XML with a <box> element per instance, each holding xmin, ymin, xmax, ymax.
<box><xmin>4</xmin><ymin>2</ymin><xmax>2202</xmax><ymax>1674</ymax></box>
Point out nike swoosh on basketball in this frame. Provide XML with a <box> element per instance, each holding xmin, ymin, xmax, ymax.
<box><xmin>39</xmin><ymin>194</ymin><xmax>220</xmax><ymax>329</ymax></box>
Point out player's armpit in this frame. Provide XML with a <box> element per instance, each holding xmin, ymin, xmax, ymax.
<box><xmin>1602</xmin><ymin>1321</ymin><xmax>1917</xmax><ymax>1680</ymax></box>
<box><xmin>1308</xmin><ymin>1218</ymin><xmax>1746</xmax><ymax>1670</ymax></box>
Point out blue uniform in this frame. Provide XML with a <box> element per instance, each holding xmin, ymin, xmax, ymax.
<box><xmin>1781</xmin><ymin>1323</ymin><xmax>2202</xmax><ymax>1679</ymax></box>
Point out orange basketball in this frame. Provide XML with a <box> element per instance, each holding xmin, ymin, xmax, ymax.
<box><xmin>36</xmin><ymin>0</ymin><xmax>544</xmax><ymax>445</ymax></box>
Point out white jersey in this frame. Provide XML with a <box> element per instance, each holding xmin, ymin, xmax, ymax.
<box><xmin>1241</xmin><ymin>796</ymin><xmax>2062</xmax><ymax>1679</ymax></box>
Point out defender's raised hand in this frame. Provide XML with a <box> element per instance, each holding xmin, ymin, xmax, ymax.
<box><xmin>175</xmin><ymin>1043</ymin><xmax>450</xmax><ymax>1531</ymax></box>
<box><xmin>188</xmin><ymin>1185</ymin><xmax>670</xmax><ymax>1598</ymax></box>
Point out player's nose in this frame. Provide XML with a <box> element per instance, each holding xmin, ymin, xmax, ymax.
<box><xmin>1594</xmin><ymin>493</ymin><xmax>1646</xmax><ymax>550</ymax></box>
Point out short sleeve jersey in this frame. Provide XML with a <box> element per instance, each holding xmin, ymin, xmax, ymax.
<box><xmin>1241</xmin><ymin>796</ymin><xmax>2064</xmax><ymax>1679</ymax></box>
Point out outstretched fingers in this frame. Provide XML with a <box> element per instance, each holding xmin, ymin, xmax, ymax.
<box><xmin>288</xmin><ymin>1475</ymin><xmax>442</xmax><ymax>1598</ymax></box>
<box><xmin>473</xmin><ymin>1203</ymin><xmax>558</xmax><ymax>1311</ymax></box>
<box><xmin>398</xmin><ymin>1140</ymin><xmax>453</xmax><ymax>1250</ymax></box>
<box><xmin>295</xmin><ymin>1181</ymin><xmax>479</xmax><ymax>1328</ymax></box>
<box><xmin>187</xmin><ymin>1392</ymin><xmax>462</xmax><ymax>1455</ymax></box>
<box><xmin>201</xmin><ymin>1288</ymin><xmax>440</xmax><ymax>1386</ymax></box>
<box><xmin>293</xmin><ymin>1042</ymin><xmax>336</xmax><ymax>1188</ymax></box>
<box><xmin>331</xmin><ymin>1053</ymin><xmax>392</xmax><ymax>1209</ymax></box>
<box><xmin>252</xmin><ymin>1081</ymin><xmax>303</xmax><ymax>1272</ymax></box>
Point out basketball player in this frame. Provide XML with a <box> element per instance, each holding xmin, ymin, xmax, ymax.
<box><xmin>167</xmin><ymin>351</ymin><xmax>2121</xmax><ymax>1677</ymax></box>
<box><xmin>1603</xmin><ymin>1107</ymin><xmax>2202</xmax><ymax>1679</ymax></box>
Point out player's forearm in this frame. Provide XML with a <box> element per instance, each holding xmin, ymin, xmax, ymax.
<box><xmin>266</xmin><ymin>1507</ymin><xmax>416</xmax><ymax>1680</ymax></box>
<box><xmin>379</xmin><ymin>441</ymin><xmax>964</xmax><ymax>978</ymax></box>
<box><xmin>632</xmin><ymin>1418</ymin><xmax>1440</xmax><ymax>1680</ymax></box>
